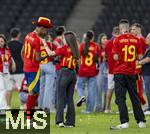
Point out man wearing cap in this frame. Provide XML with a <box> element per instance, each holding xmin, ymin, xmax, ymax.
<box><xmin>21</xmin><ymin>17</ymin><xmax>53</xmax><ymax>110</ymax></box>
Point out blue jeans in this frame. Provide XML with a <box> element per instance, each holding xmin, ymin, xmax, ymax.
<box><xmin>96</xmin><ymin>62</ymin><xmax>108</xmax><ymax>111</ymax></box>
<box><xmin>77</xmin><ymin>76</ymin><xmax>97</xmax><ymax>112</ymax></box>
<box><xmin>143</xmin><ymin>75</ymin><xmax>150</xmax><ymax>111</ymax></box>
<box><xmin>38</xmin><ymin>62</ymin><xmax>55</xmax><ymax>110</ymax></box>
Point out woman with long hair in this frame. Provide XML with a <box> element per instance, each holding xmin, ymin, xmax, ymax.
<box><xmin>76</xmin><ymin>31</ymin><xmax>101</xmax><ymax>113</ymax></box>
<box><xmin>0</xmin><ymin>34</ymin><xmax>16</xmax><ymax>110</ymax></box>
<box><xmin>47</xmin><ymin>31</ymin><xmax>79</xmax><ymax>127</ymax></box>
<box><xmin>95</xmin><ymin>33</ymin><xmax>108</xmax><ymax>112</ymax></box>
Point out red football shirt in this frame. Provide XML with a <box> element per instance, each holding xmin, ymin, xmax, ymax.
<box><xmin>105</xmin><ymin>37</ymin><xmax>116</xmax><ymax>74</ymax></box>
<box><xmin>112</xmin><ymin>33</ymin><xmax>143</xmax><ymax>75</ymax></box>
<box><xmin>0</xmin><ymin>48</ymin><xmax>12</xmax><ymax>72</ymax></box>
<box><xmin>54</xmin><ymin>45</ymin><xmax>77</xmax><ymax>70</ymax></box>
<box><xmin>136</xmin><ymin>36</ymin><xmax>146</xmax><ymax>73</ymax></box>
<box><xmin>78</xmin><ymin>41</ymin><xmax>101</xmax><ymax>77</ymax></box>
<box><xmin>139</xmin><ymin>36</ymin><xmax>147</xmax><ymax>53</ymax></box>
<box><xmin>40</xmin><ymin>42</ymin><xmax>57</xmax><ymax>64</ymax></box>
<box><xmin>53</xmin><ymin>37</ymin><xmax>63</xmax><ymax>71</ymax></box>
<box><xmin>23</xmin><ymin>32</ymin><xmax>41</xmax><ymax>72</ymax></box>
<box><xmin>53</xmin><ymin>37</ymin><xmax>63</xmax><ymax>47</ymax></box>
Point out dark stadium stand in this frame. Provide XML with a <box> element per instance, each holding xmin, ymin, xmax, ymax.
<box><xmin>0</xmin><ymin>0</ymin><xmax>78</xmax><ymax>40</ymax></box>
<box><xmin>92</xmin><ymin>0</ymin><xmax>150</xmax><ymax>38</ymax></box>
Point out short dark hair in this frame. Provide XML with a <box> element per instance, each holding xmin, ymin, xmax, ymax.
<box><xmin>112</xmin><ymin>26</ymin><xmax>120</xmax><ymax>35</ymax></box>
<box><xmin>119</xmin><ymin>19</ymin><xmax>129</xmax><ymax>25</ymax></box>
<box><xmin>55</xmin><ymin>26</ymin><xmax>65</xmax><ymax>36</ymax></box>
<box><xmin>10</xmin><ymin>27</ymin><xmax>21</xmax><ymax>38</ymax></box>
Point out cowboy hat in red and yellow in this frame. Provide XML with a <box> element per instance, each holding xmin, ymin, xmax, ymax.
<box><xmin>32</xmin><ymin>17</ymin><xmax>53</xmax><ymax>28</ymax></box>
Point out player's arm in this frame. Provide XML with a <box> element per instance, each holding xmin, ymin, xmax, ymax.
<box><xmin>112</xmin><ymin>38</ymin><xmax>119</xmax><ymax>61</ymax></box>
<box><xmin>138</xmin><ymin>57</ymin><xmax>150</xmax><ymax>65</ymax></box>
<box><xmin>137</xmin><ymin>38</ymin><xmax>144</xmax><ymax>61</ymax></box>
<box><xmin>137</xmin><ymin>54</ymin><xmax>143</xmax><ymax>60</ymax></box>
<box><xmin>36</xmin><ymin>51</ymin><xmax>44</xmax><ymax>62</ymax></box>
<box><xmin>138</xmin><ymin>49</ymin><xmax>150</xmax><ymax>65</ymax></box>
<box><xmin>10</xmin><ymin>57</ymin><xmax>16</xmax><ymax>72</ymax></box>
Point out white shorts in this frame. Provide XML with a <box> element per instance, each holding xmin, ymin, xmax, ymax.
<box><xmin>108</xmin><ymin>74</ymin><xmax>114</xmax><ymax>90</ymax></box>
<box><xmin>10</xmin><ymin>74</ymin><xmax>24</xmax><ymax>90</ymax></box>
<box><xmin>0</xmin><ymin>73</ymin><xmax>13</xmax><ymax>91</ymax></box>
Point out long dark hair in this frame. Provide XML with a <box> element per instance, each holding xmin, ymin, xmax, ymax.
<box><xmin>0</xmin><ymin>34</ymin><xmax>7</xmax><ymax>48</ymax></box>
<box><xmin>64</xmin><ymin>31</ymin><xmax>79</xmax><ymax>59</ymax></box>
<box><xmin>97</xmin><ymin>33</ymin><xmax>107</xmax><ymax>49</ymax></box>
<box><xmin>83</xmin><ymin>31</ymin><xmax>94</xmax><ymax>56</ymax></box>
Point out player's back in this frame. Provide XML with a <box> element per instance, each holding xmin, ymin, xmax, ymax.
<box><xmin>23</xmin><ymin>32</ymin><xmax>41</xmax><ymax>72</ymax></box>
<box><xmin>113</xmin><ymin>33</ymin><xmax>142</xmax><ymax>75</ymax></box>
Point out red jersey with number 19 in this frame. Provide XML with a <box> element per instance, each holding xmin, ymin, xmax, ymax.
<box><xmin>78</xmin><ymin>41</ymin><xmax>101</xmax><ymax>77</ymax></box>
<box><xmin>54</xmin><ymin>45</ymin><xmax>77</xmax><ymax>70</ymax></box>
<box><xmin>112</xmin><ymin>33</ymin><xmax>143</xmax><ymax>75</ymax></box>
<box><xmin>23</xmin><ymin>32</ymin><xmax>41</xmax><ymax>72</ymax></box>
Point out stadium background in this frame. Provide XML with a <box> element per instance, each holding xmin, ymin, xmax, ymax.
<box><xmin>0</xmin><ymin>0</ymin><xmax>150</xmax><ymax>134</ymax></box>
<box><xmin>0</xmin><ymin>0</ymin><xmax>150</xmax><ymax>40</ymax></box>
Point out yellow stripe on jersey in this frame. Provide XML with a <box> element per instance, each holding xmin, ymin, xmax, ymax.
<box><xmin>28</xmin><ymin>69</ymin><xmax>40</xmax><ymax>93</ymax></box>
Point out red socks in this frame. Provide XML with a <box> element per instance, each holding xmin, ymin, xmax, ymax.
<box><xmin>26</xmin><ymin>94</ymin><xmax>38</xmax><ymax>110</ymax></box>
<box><xmin>137</xmin><ymin>75</ymin><xmax>146</xmax><ymax>105</ymax></box>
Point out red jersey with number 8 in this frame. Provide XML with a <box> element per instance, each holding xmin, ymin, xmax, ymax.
<box><xmin>78</xmin><ymin>41</ymin><xmax>101</xmax><ymax>77</ymax></box>
<box><xmin>54</xmin><ymin>45</ymin><xmax>77</xmax><ymax>70</ymax></box>
<box><xmin>112</xmin><ymin>33</ymin><xmax>143</xmax><ymax>75</ymax></box>
<box><xmin>23</xmin><ymin>32</ymin><xmax>41</xmax><ymax>72</ymax></box>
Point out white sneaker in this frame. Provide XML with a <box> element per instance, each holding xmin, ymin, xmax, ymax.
<box><xmin>104</xmin><ymin>110</ymin><xmax>113</xmax><ymax>114</ymax></box>
<box><xmin>144</xmin><ymin>111</ymin><xmax>150</xmax><ymax>115</ymax></box>
<box><xmin>138</xmin><ymin>122</ymin><xmax>146</xmax><ymax>128</ymax></box>
<box><xmin>58</xmin><ymin>122</ymin><xmax>65</xmax><ymax>127</ymax></box>
<box><xmin>128</xmin><ymin>110</ymin><xmax>133</xmax><ymax>114</ymax></box>
<box><xmin>110</xmin><ymin>122</ymin><xmax>129</xmax><ymax>130</ymax></box>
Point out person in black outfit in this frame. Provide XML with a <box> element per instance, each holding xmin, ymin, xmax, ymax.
<box><xmin>138</xmin><ymin>33</ymin><xmax>150</xmax><ymax>115</ymax></box>
<box><xmin>7</xmin><ymin>27</ymin><xmax>24</xmax><ymax>107</ymax></box>
<box><xmin>111</xmin><ymin>19</ymin><xmax>146</xmax><ymax>129</ymax></box>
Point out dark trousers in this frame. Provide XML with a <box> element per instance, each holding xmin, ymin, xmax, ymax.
<box><xmin>56</xmin><ymin>68</ymin><xmax>76</xmax><ymax>126</ymax></box>
<box><xmin>114</xmin><ymin>74</ymin><xmax>145</xmax><ymax>124</ymax></box>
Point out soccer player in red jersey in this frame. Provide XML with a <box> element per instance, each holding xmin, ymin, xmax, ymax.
<box><xmin>21</xmin><ymin>17</ymin><xmax>53</xmax><ymax>110</ymax></box>
<box><xmin>130</xmin><ymin>23</ymin><xmax>147</xmax><ymax>105</ymax></box>
<box><xmin>111</xmin><ymin>19</ymin><xmax>146</xmax><ymax>129</ymax></box>
<box><xmin>104</xmin><ymin>26</ymin><xmax>120</xmax><ymax>113</ymax></box>
<box><xmin>131</xmin><ymin>23</ymin><xmax>147</xmax><ymax>53</ymax></box>
<box><xmin>77</xmin><ymin>31</ymin><xmax>101</xmax><ymax>113</ymax></box>
<box><xmin>47</xmin><ymin>31</ymin><xmax>79</xmax><ymax>127</ymax></box>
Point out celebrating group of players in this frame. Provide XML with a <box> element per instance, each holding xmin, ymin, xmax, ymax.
<box><xmin>0</xmin><ymin>16</ymin><xmax>150</xmax><ymax>129</ymax></box>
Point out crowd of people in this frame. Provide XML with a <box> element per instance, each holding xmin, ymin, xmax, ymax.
<box><xmin>0</xmin><ymin>17</ymin><xmax>150</xmax><ymax>129</ymax></box>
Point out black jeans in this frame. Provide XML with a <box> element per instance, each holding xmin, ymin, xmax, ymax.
<box><xmin>56</xmin><ymin>68</ymin><xmax>76</xmax><ymax>126</ymax></box>
<box><xmin>114</xmin><ymin>74</ymin><xmax>145</xmax><ymax>124</ymax></box>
